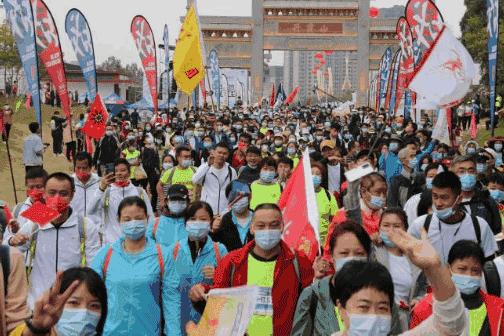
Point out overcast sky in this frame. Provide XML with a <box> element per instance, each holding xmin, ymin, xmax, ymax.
<box><xmin>38</xmin><ymin>0</ymin><xmax>465</xmax><ymax>66</ymax></box>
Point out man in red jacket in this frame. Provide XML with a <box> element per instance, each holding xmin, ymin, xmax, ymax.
<box><xmin>189</xmin><ymin>203</ymin><xmax>314</xmax><ymax>335</ymax></box>
<box><xmin>411</xmin><ymin>240</ymin><xmax>504</xmax><ymax>335</ymax></box>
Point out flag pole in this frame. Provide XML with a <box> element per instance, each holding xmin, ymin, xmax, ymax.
<box><xmin>4</xmin><ymin>139</ymin><xmax>18</xmax><ymax>204</ymax></box>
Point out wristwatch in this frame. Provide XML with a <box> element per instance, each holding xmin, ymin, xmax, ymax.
<box><xmin>25</xmin><ymin>318</ymin><xmax>51</xmax><ymax>335</ymax></box>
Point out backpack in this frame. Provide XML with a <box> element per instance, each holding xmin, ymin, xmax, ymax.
<box><xmin>172</xmin><ymin>241</ymin><xmax>222</xmax><ymax>264</ymax></box>
<box><xmin>423</xmin><ymin>213</ymin><xmax>481</xmax><ymax>244</ymax></box>
<box><xmin>0</xmin><ymin>245</ymin><xmax>10</xmax><ymax>296</ymax></box>
<box><xmin>483</xmin><ymin>260</ymin><xmax>501</xmax><ymax>297</ymax></box>
<box><xmin>102</xmin><ymin>243</ymin><xmax>165</xmax><ymax>335</ymax></box>
<box><xmin>27</xmin><ymin>216</ymin><xmax>87</xmax><ymax>286</ymax></box>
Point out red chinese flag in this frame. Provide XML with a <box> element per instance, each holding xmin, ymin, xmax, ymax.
<box><xmin>285</xmin><ymin>86</ymin><xmax>300</xmax><ymax>105</ymax></box>
<box><xmin>81</xmin><ymin>93</ymin><xmax>109</xmax><ymax>139</ymax></box>
<box><xmin>269</xmin><ymin>84</ymin><xmax>276</xmax><ymax>107</ymax></box>
<box><xmin>470</xmin><ymin>112</ymin><xmax>477</xmax><ymax>139</ymax></box>
<box><xmin>278</xmin><ymin>150</ymin><xmax>320</xmax><ymax>262</ymax></box>
<box><xmin>20</xmin><ymin>201</ymin><xmax>59</xmax><ymax>227</ymax></box>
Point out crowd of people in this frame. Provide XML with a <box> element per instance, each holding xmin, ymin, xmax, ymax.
<box><xmin>1</xmin><ymin>101</ymin><xmax>504</xmax><ymax>335</ymax></box>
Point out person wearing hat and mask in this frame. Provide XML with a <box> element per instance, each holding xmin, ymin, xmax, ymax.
<box><xmin>149</xmin><ymin>184</ymin><xmax>190</xmax><ymax>247</ymax></box>
<box><xmin>94</xmin><ymin>124</ymin><xmax>120</xmax><ymax>177</ymax></box>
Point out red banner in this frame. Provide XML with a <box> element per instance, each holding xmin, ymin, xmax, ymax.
<box><xmin>395</xmin><ymin>17</ymin><xmax>415</xmax><ymax>113</ymax></box>
<box><xmin>32</xmin><ymin>0</ymin><xmax>71</xmax><ymax>120</ymax></box>
<box><xmin>405</xmin><ymin>0</ymin><xmax>445</xmax><ymax>69</ymax></box>
<box><xmin>131</xmin><ymin>16</ymin><xmax>158</xmax><ymax>112</ymax></box>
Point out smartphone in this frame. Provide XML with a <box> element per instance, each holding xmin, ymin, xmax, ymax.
<box><xmin>105</xmin><ymin>163</ymin><xmax>115</xmax><ymax>175</ymax></box>
<box><xmin>345</xmin><ymin>163</ymin><xmax>374</xmax><ymax>182</ymax></box>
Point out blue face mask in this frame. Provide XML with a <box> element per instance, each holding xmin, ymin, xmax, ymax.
<box><xmin>334</xmin><ymin>256</ymin><xmax>367</xmax><ymax>272</ymax></box>
<box><xmin>121</xmin><ymin>219</ymin><xmax>147</xmax><ymax>240</ymax></box>
<box><xmin>313</xmin><ymin>175</ymin><xmax>322</xmax><ymax>187</ymax></box>
<box><xmin>389</xmin><ymin>142</ymin><xmax>399</xmax><ymax>152</ymax></box>
<box><xmin>466</xmin><ymin>147</ymin><xmax>476</xmax><ymax>155</ymax></box>
<box><xmin>433</xmin><ymin>205</ymin><xmax>454</xmax><ymax>221</ymax></box>
<box><xmin>490</xmin><ymin>189</ymin><xmax>504</xmax><ymax>202</ymax></box>
<box><xmin>347</xmin><ymin>313</ymin><xmax>391</xmax><ymax>336</ymax></box>
<box><xmin>459</xmin><ymin>173</ymin><xmax>477</xmax><ymax>191</ymax></box>
<box><xmin>255</xmin><ymin>229</ymin><xmax>282</xmax><ymax>250</ymax></box>
<box><xmin>260</xmin><ymin>171</ymin><xmax>276</xmax><ymax>183</ymax></box>
<box><xmin>476</xmin><ymin>163</ymin><xmax>487</xmax><ymax>174</ymax></box>
<box><xmin>180</xmin><ymin>159</ymin><xmax>193</xmax><ymax>168</ymax></box>
<box><xmin>432</xmin><ymin>152</ymin><xmax>442</xmax><ymax>161</ymax></box>
<box><xmin>232</xmin><ymin>197</ymin><xmax>249</xmax><ymax>213</ymax></box>
<box><xmin>451</xmin><ymin>273</ymin><xmax>481</xmax><ymax>295</ymax></box>
<box><xmin>379</xmin><ymin>231</ymin><xmax>396</xmax><ymax>248</ymax></box>
<box><xmin>426</xmin><ymin>177</ymin><xmax>433</xmax><ymax>190</ymax></box>
<box><xmin>409</xmin><ymin>157</ymin><xmax>418</xmax><ymax>168</ymax></box>
<box><xmin>203</xmin><ymin>142</ymin><xmax>213</xmax><ymax>149</ymax></box>
<box><xmin>369</xmin><ymin>195</ymin><xmax>385</xmax><ymax>210</ymax></box>
<box><xmin>186</xmin><ymin>221</ymin><xmax>210</xmax><ymax>240</ymax></box>
<box><xmin>421</xmin><ymin>163</ymin><xmax>428</xmax><ymax>172</ymax></box>
<box><xmin>495</xmin><ymin>143</ymin><xmax>503</xmax><ymax>152</ymax></box>
<box><xmin>55</xmin><ymin>308</ymin><xmax>100</xmax><ymax>336</ymax></box>
<box><xmin>168</xmin><ymin>201</ymin><xmax>186</xmax><ymax>215</ymax></box>
<box><xmin>287</xmin><ymin>147</ymin><xmax>296</xmax><ymax>155</ymax></box>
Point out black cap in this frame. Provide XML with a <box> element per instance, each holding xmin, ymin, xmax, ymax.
<box><xmin>167</xmin><ymin>184</ymin><xmax>189</xmax><ymax>200</ymax></box>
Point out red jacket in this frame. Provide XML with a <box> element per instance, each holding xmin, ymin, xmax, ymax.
<box><xmin>410</xmin><ymin>290</ymin><xmax>504</xmax><ymax>336</ymax></box>
<box><xmin>204</xmin><ymin>240</ymin><xmax>314</xmax><ymax>335</ymax></box>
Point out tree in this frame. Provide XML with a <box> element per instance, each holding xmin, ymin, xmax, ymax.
<box><xmin>98</xmin><ymin>56</ymin><xmax>123</xmax><ymax>72</ymax></box>
<box><xmin>461</xmin><ymin>0</ymin><xmax>504</xmax><ymax>100</ymax></box>
<box><xmin>0</xmin><ymin>23</ymin><xmax>21</xmax><ymax>88</ymax></box>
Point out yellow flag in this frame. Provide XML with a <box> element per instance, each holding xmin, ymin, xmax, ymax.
<box><xmin>174</xmin><ymin>5</ymin><xmax>205</xmax><ymax>95</ymax></box>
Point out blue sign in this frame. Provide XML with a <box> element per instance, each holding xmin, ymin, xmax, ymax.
<box><xmin>4</xmin><ymin>0</ymin><xmax>42</xmax><ymax>124</ymax></box>
<box><xmin>65</xmin><ymin>9</ymin><xmax>97</xmax><ymax>102</ymax></box>
<box><xmin>379</xmin><ymin>48</ymin><xmax>393</xmax><ymax>109</ymax></box>
<box><xmin>209</xmin><ymin>49</ymin><xmax>221</xmax><ymax>109</ymax></box>
<box><xmin>389</xmin><ymin>50</ymin><xmax>401</xmax><ymax>116</ymax></box>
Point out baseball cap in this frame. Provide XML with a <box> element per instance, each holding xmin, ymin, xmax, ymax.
<box><xmin>167</xmin><ymin>184</ymin><xmax>189</xmax><ymax>200</ymax></box>
<box><xmin>320</xmin><ymin>140</ymin><xmax>335</xmax><ymax>151</ymax></box>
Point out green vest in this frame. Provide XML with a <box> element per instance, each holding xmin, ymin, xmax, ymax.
<box><xmin>250</xmin><ymin>181</ymin><xmax>281</xmax><ymax>210</ymax></box>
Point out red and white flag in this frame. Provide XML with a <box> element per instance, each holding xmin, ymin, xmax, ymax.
<box><xmin>408</xmin><ymin>27</ymin><xmax>476</xmax><ymax>109</ymax></box>
<box><xmin>81</xmin><ymin>93</ymin><xmax>108</xmax><ymax>139</ymax></box>
<box><xmin>278</xmin><ymin>149</ymin><xmax>320</xmax><ymax>262</ymax></box>
<box><xmin>470</xmin><ymin>112</ymin><xmax>477</xmax><ymax>139</ymax></box>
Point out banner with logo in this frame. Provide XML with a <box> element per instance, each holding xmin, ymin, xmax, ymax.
<box><xmin>4</xmin><ymin>0</ymin><xmax>42</xmax><ymax>124</ymax></box>
<box><xmin>379</xmin><ymin>48</ymin><xmax>393</xmax><ymax>109</ymax></box>
<box><xmin>32</xmin><ymin>0</ymin><xmax>71</xmax><ymax>120</ymax></box>
<box><xmin>405</xmin><ymin>0</ymin><xmax>445</xmax><ymax>69</ymax></box>
<box><xmin>395</xmin><ymin>17</ymin><xmax>415</xmax><ymax>114</ymax></box>
<box><xmin>388</xmin><ymin>50</ymin><xmax>401</xmax><ymax>116</ymax></box>
<box><xmin>208</xmin><ymin>49</ymin><xmax>221</xmax><ymax>109</ymax></box>
<box><xmin>131</xmin><ymin>16</ymin><xmax>158</xmax><ymax>112</ymax></box>
<box><xmin>163</xmin><ymin>24</ymin><xmax>170</xmax><ymax>103</ymax></box>
<box><xmin>487</xmin><ymin>0</ymin><xmax>499</xmax><ymax>130</ymax></box>
<box><xmin>173</xmin><ymin>5</ymin><xmax>205</xmax><ymax>95</ymax></box>
<box><xmin>65</xmin><ymin>9</ymin><xmax>97</xmax><ymax>102</ymax></box>
<box><xmin>408</xmin><ymin>27</ymin><xmax>476</xmax><ymax>108</ymax></box>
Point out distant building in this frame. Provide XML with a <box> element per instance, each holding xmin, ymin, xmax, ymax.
<box><xmin>38</xmin><ymin>63</ymin><xmax>134</xmax><ymax>102</ymax></box>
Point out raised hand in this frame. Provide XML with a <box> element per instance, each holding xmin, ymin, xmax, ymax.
<box><xmin>30</xmin><ymin>272</ymin><xmax>80</xmax><ymax>331</ymax></box>
<box><xmin>388</xmin><ymin>228</ymin><xmax>441</xmax><ymax>271</ymax></box>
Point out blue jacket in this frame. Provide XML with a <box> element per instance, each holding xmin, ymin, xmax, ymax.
<box><xmin>147</xmin><ymin>215</ymin><xmax>188</xmax><ymax>247</ymax></box>
<box><xmin>379</xmin><ymin>151</ymin><xmax>402</xmax><ymax>183</ymax></box>
<box><xmin>165</xmin><ymin>238</ymin><xmax>228</xmax><ymax>335</ymax></box>
<box><xmin>91</xmin><ymin>237</ymin><xmax>182</xmax><ymax>336</ymax></box>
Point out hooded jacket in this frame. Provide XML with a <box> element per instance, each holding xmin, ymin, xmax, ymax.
<box><xmin>71</xmin><ymin>173</ymin><xmax>100</xmax><ymax>218</ymax></box>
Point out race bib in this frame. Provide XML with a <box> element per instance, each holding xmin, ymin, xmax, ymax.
<box><xmin>254</xmin><ymin>286</ymin><xmax>273</xmax><ymax>316</ymax></box>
